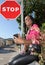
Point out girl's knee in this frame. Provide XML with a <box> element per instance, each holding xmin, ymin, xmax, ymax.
<box><xmin>8</xmin><ymin>60</ymin><xmax>20</xmax><ymax>65</ymax></box>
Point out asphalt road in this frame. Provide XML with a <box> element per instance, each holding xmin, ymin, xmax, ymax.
<box><xmin>0</xmin><ymin>44</ymin><xmax>19</xmax><ymax>65</ymax></box>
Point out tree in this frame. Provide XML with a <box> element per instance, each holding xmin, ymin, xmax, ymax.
<box><xmin>17</xmin><ymin>0</ymin><xmax>45</xmax><ymax>34</ymax></box>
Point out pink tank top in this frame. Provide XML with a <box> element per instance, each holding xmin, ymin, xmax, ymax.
<box><xmin>26</xmin><ymin>24</ymin><xmax>40</xmax><ymax>44</ymax></box>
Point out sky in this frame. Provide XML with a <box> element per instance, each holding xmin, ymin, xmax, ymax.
<box><xmin>0</xmin><ymin>0</ymin><xmax>22</xmax><ymax>39</ymax></box>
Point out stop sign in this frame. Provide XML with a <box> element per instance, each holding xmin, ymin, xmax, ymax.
<box><xmin>1</xmin><ymin>1</ymin><xmax>20</xmax><ymax>19</ymax></box>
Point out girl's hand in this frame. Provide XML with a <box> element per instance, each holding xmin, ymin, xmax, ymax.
<box><xmin>13</xmin><ymin>37</ymin><xmax>23</xmax><ymax>44</ymax></box>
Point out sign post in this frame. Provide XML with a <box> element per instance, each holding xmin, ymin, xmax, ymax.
<box><xmin>21</xmin><ymin>0</ymin><xmax>24</xmax><ymax>35</ymax></box>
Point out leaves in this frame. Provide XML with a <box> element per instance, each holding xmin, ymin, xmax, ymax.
<box><xmin>16</xmin><ymin>0</ymin><xmax>45</xmax><ymax>33</ymax></box>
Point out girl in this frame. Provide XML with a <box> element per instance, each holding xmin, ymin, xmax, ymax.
<box><xmin>6</xmin><ymin>15</ymin><xmax>41</xmax><ymax>65</ymax></box>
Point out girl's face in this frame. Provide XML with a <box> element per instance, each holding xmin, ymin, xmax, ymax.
<box><xmin>25</xmin><ymin>16</ymin><xmax>32</xmax><ymax>28</ymax></box>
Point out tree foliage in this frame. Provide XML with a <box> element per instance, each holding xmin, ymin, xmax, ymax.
<box><xmin>17</xmin><ymin>0</ymin><xmax>45</xmax><ymax>33</ymax></box>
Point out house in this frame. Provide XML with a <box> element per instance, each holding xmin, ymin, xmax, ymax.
<box><xmin>0</xmin><ymin>37</ymin><xmax>6</xmax><ymax>47</ymax></box>
<box><xmin>5</xmin><ymin>38</ymin><xmax>14</xmax><ymax>45</ymax></box>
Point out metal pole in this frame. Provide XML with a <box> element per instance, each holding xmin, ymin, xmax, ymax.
<box><xmin>21</xmin><ymin>0</ymin><xmax>24</xmax><ymax>36</ymax></box>
<box><xmin>21</xmin><ymin>0</ymin><xmax>24</xmax><ymax>50</ymax></box>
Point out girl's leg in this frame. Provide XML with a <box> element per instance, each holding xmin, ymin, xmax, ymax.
<box><xmin>8</xmin><ymin>52</ymin><xmax>29</xmax><ymax>65</ymax></box>
<box><xmin>9</xmin><ymin>52</ymin><xmax>29</xmax><ymax>62</ymax></box>
<box><xmin>9</xmin><ymin>55</ymin><xmax>39</xmax><ymax>65</ymax></box>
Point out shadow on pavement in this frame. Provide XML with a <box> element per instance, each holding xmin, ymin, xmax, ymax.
<box><xmin>0</xmin><ymin>44</ymin><xmax>16</xmax><ymax>54</ymax></box>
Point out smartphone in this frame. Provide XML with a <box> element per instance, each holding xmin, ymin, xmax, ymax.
<box><xmin>13</xmin><ymin>34</ymin><xmax>18</xmax><ymax>38</ymax></box>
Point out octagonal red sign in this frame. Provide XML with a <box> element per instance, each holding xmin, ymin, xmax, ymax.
<box><xmin>1</xmin><ymin>1</ymin><xmax>20</xmax><ymax>19</ymax></box>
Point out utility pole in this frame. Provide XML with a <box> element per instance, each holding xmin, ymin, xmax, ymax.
<box><xmin>21</xmin><ymin>0</ymin><xmax>24</xmax><ymax>37</ymax></box>
<box><xmin>21</xmin><ymin>0</ymin><xmax>24</xmax><ymax>50</ymax></box>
